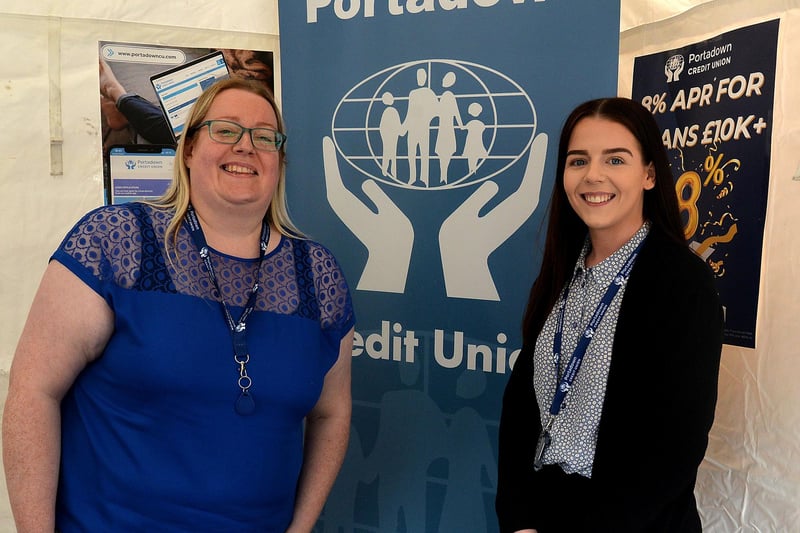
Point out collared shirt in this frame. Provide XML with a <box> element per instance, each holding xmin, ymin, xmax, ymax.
<box><xmin>532</xmin><ymin>222</ymin><xmax>650</xmax><ymax>477</ymax></box>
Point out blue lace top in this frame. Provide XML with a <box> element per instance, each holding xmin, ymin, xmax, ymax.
<box><xmin>52</xmin><ymin>202</ymin><xmax>355</xmax><ymax>532</ymax></box>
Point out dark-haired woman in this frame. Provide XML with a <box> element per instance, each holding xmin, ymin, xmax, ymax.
<box><xmin>496</xmin><ymin>97</ymin><xmax>723</xmax><ymax>533</ymax></box>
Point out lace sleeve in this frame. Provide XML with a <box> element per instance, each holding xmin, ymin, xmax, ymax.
<box><xmin>292</xmin><ymin>239</ymin><xmax>356</xmax><ymax>341</ymax></box>
<box><xmin>51</xmin><ymin>204</ymin><xmax>151</xmax><ymax>299</ymax></box>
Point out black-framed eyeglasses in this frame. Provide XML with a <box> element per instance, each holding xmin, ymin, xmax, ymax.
<box><xmin>193</xmin><ymin>120</ymin><xmax>286</xmax><ymax>152</ymax></box>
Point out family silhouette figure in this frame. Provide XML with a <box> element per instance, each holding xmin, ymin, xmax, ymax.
<box><xmin>378</xmin><ymin>67</ymin><xmax>486</xmax><ymax>187</ymax></box>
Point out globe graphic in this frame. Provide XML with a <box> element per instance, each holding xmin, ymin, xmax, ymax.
<box><xmin>330</xmin><ymin>59</ymin><xmax>537</xmax><ymax>190</ymax></box>
<box><xmin>667</xmin><ymin>54</ymin><xmax>684</xmax><ymax>72</ymax></box>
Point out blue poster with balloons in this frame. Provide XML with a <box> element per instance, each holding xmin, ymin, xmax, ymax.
<box><xmin>279</xmin><ymin>2</ymin><xmax>620</xmax><ymax>531</ymax></box>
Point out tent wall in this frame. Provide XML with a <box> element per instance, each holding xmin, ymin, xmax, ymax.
<box><xmin>1</xmin><ymin>1</ymin><xmax>797</xmax><ymax>529</ymax></box>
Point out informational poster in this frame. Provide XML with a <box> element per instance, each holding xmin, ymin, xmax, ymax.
<box><xmin>632</xmin><ymin>20</ymin><xmax>779</xmax><ymax>348</ymax></box>
<box><xmin>279</xmin><ymin>2</ymin><xmax>620</xmax><ymax>531</ymax></box>
<box><xmin>98</xmin><ymin>41</ymin><xmax>274</xmax><ymax>204</ymax></box>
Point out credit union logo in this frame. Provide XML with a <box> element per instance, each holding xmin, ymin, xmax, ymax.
<box><xmin>322</xmin><ymin>59</ymin><xmax>548</xmax><ymax>300</ymax></box>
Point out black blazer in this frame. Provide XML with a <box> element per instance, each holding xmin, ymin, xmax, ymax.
<box><xmin>496</xmin><ymin>228</ymin><xmax>724</xmax><ymax>533</ymax></box>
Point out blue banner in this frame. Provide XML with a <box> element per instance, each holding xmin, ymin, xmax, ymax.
<box><xmin>632</xmin><ymin>20</ymin><xmax>779</xmax><ymax>348</ymax></box>
<box><xmin>279</xmin><ymin>2</ymin><xmax>620</xmax><ymax>531</ymax></box>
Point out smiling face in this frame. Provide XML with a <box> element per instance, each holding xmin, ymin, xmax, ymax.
<box><xmin>563</xmin><ymin>116</ymin><xmax>655</xmax><ymax>247</ymax></box>
<box><xmin>184</xmin><ymin>88</ymin><xmax>281</xmax><ymax>217</ymax></box>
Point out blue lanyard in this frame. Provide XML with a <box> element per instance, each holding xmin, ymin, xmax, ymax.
<box><xmin>549</xmin><ymin>236</ymin><xmax>646</xmax><ymax>417</ymax></box>
<box><xmin>184</xmin><ymin>204</ymin><xmax>269</xmax><ymax>415</ymax></box>
<box><xmin>533</xmin><ymin>236</ymin><xmax>646</xmax><ymax>471</ymax></box>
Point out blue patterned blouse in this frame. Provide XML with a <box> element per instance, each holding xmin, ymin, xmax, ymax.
<box><xmin>52</xmin><ymin>202</ymin><xmax>355</xmax><ymax>532</ymax></box>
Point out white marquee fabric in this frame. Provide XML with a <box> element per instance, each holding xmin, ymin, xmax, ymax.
<box><xmin>0</xmin><ymin>1</ymin><xmax>797</xmax><ymax>529</ymax></box>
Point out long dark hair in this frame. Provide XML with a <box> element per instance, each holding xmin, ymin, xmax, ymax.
<box><xmin>521</xmin><ymin>97</ymin><xmax>685</xmax><ymax>347</ymax></box>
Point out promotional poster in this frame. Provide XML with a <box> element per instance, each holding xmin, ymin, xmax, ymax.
<box><xmin>632</xmin><ymin>19</ymin><xmax>779</xmax><ymax>348</ymax></box>
<box><xmin>279</xmin><ymin>2</ymin><xmax>621</xmax><ymax>531</ymax></box>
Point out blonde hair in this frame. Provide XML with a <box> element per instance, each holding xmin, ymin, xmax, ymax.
<box><xmin>148</xmin><ymin>77</ymin><xmax>304</xmax><ymax>256</ymax></box>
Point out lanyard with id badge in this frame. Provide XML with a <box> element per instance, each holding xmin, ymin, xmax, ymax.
<box><xmin>533</xmin><ymin>237</ymin><xmax>646</xmax><ymax>471</ymax></box>
<box><xmin>184</xmin><ymin>204</ymin><xmax>270</xmax><ymax>416</ymax></box>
